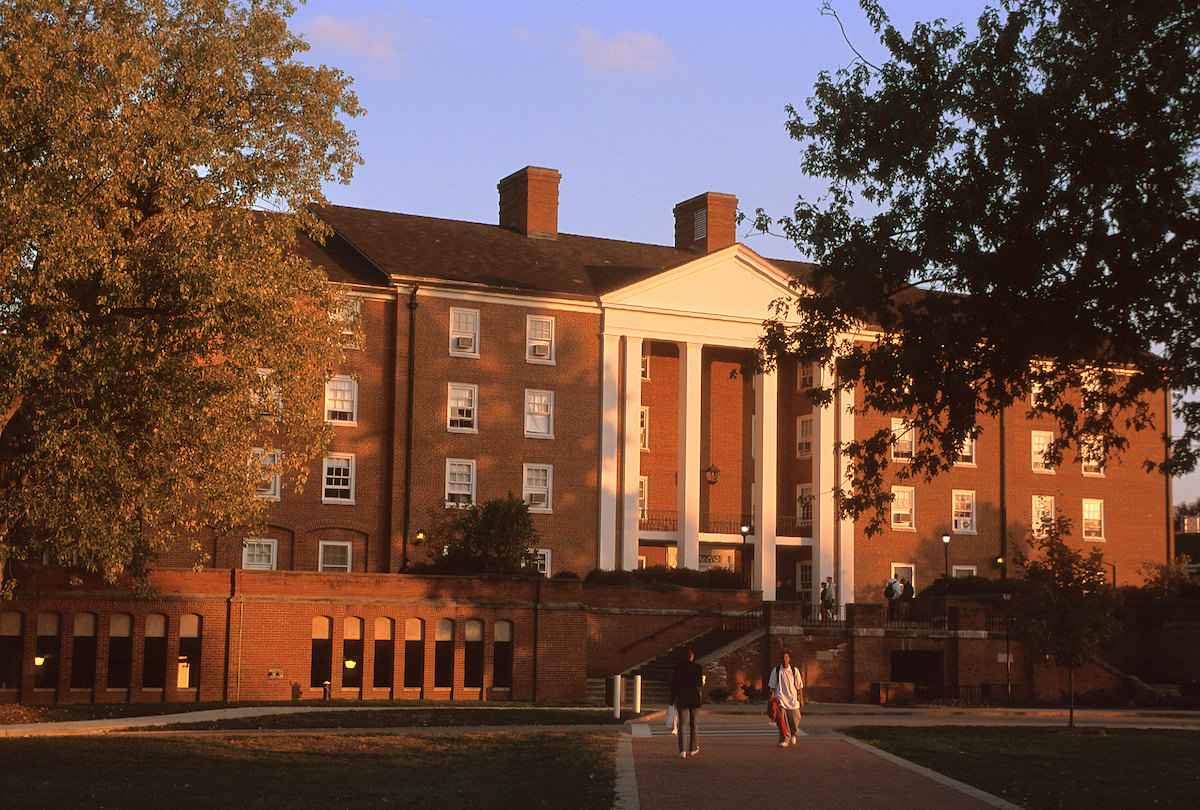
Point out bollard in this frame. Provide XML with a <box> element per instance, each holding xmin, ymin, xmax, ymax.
<box><xmin>634</xmin><ymin>674</ymin><xmax>642</xmax><ymax>714</ymax></box>
<box><xmin>613</xmin><ymin>674</ymin><xmax>622</xmax><ymax>719</ymax></box>
<box><xmin>323</xmin><ymin>680</ymin><xmax>331</xmax><ymax>700</ymax></box>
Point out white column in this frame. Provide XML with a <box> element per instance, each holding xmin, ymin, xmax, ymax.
<box><xmin>677</xmin><ymin>342</ymin><xmax>702</xmax><ymax>570</ymax></box>
<box><xmin>620</xmin><ymin>337</ymin><xmax>644</xmax><ymax>571</ymax></box>
<box><xmin>754</xmin><ymin>369</ymin><xmax>778</xmax><ymax>601</ymax></box>
<box><xmin>813</xmin><ymin>363</ymin><xmax>836</xmax><ymax>597</ymax></box>
<box><xmin>598</xmin><ymin>333</ymin><xmax>622</xmax><ymax>570</ymax></box>
<box><xmin>837</xmin><ymin>385</ymin><xmax>856</xmax><ymax>605</ymax></box>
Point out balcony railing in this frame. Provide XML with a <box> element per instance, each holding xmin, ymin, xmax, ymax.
<box><xmin>776</xmin><ymin>516</ymin><xmax>812</xmax><ymax>537</ymax></box>
<box><xmin>638</xmin><ymin>510</ymin><xmax>677</xmax><ymax>532</ymax></box>
<box><xmin>636</xmin><ymin>512</ymin><xmax>813</xmax><ymax>537</ymax></box>
<box><xmin>700</xmin><ymin>513</ymin><xmax>753</xmax><ymax>535</ymax></box>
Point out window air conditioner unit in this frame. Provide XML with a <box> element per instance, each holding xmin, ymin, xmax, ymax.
<box><xmin>530</xmin><ymin>343</ymin><xmax>550</xmax><ymax>358</ymax></box>
<box><xmin>957</xmin><ymin>519</ymin><xmax>972</xmax><ymax>531</ymax></box>
<box><xmin>454</xmin><ymin>336</ymin><xmax>475</xmax><ymax>351</ymax></box>
<box><xmin>528</xmin><ymin>492</ymin><xmax>547</xmax><ymax>507</ymax></box>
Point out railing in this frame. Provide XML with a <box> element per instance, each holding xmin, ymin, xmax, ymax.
<box><xmin>776</xmin><ymin>516</ymin><xmax>812</xmax><ymax>537</ymax></box>
<box><xmin>633</xmin><ymin>512</ymin><xmax>811</xmax><ymax>537</ymax></box>
<box><xmin>638</xmin><ymin>510</ymin><xmax>677</xmax><ymax>532</ymax></box>
<box><xmin>620</xmin><ymin>602</ymin><xmax>724</xmax><ymax>654</ymax></box>
<box><xmin>915</xmin><ymin>684</ymin><xmax>984</xmax><ymax>702</ymax></box>
<box><xmin>799</xmin><ymin>604</ymin><xmax>846</xmax><ymax>627</ymax></box>
<box><xmin>700</xmin><ymin>513</ymin><xmax>753</xmax><ymax>534</ymax></box>
<box><xmin>883</xmin><ymin>598</ymin><xmax>947</xmax><ymax>629</ymax></box>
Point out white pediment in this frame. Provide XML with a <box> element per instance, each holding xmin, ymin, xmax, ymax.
<box><xmin>601</xmin><ymin>244</ymin><xmax>808</xmax><ymax>347</ymax></box>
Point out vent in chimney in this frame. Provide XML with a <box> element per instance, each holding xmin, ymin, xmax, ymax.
<box><xmin>673</xmin><ymin>192</ymin><xmax>737</xmax><ymax>254</ymax></box>
<box><xmin>498</xmin><ymin>166</ymin><xmax>561</xmax><ymax>240</ymax></box>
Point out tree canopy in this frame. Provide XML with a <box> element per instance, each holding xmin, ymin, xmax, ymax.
<box><xmin>755</xmin><ymin>0</ymin><xmax>1199</xmax><ymax>531</ymax></box>
<box><xmin>0</xmin><ymin>0</ymin><xmax>362</xmax><ymax>592</ymax></box>
<box><xmin>417</xmin><ymin>495</ymin><xmax>542</xmax><ymax>576</ymax></box>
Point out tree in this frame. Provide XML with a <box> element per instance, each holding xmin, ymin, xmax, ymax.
<box><xmin>1174</xmin><ymin>497</ymin><xmax>1200</xmax><ymax>532</ymax></box>
<box><xmin>418</xmin><ymin>495</ymin><xmax>542</xmax><ymax>576</ymax></box>
<box><xmin>0</xmin><ymin>0</ymin><xmax>363</xmax><ymax>593</ymax></box>
<box><xmin>1011</xmin><ymin>518</ymin><xmax>1121</xmax><ymax>727</ymax></box>
<box><xmin>754</xmin><ymin>0</ymin><xmax>1199</xmax><ymax>531</ymax></box>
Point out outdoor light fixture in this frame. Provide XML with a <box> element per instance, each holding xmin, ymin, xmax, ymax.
<box><xmin>942</xmin><ymin>533</ymin><xmax>951</xmax><ymax>585</ymax></box>
<box><xmin>704</xmin><ymin>464</ymin><xmax>720</xmax><ymax>485</ymax></box>
<box><xmin>739</xmin><ymin>524</ymin><xmax>750</xmax><ymax>538</ymax></box>
<box><xmin>34</xmin><ymin>656</ymin><xmax>45</xmax><ymax>667</ymax></box>
<box><xmin>344</xmin><ymin>660</ymin><xmax>357</xmax><ymax>669</ymax></box>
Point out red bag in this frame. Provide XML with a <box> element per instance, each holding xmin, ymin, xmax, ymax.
<box><xmin>767</xmin><ymin>696</ymin><xmax>780</xmax><ymax>723</ymax></box>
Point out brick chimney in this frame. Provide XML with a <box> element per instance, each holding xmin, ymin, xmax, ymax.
<box><xmin>673</xmin><ymin>192</ymin><xmax>737</xmax><ymax>253</ymax></box>
<box><xmin>498</xmin><ymin>166</ymin><xmax>561</xmax><ymax>240</ymax></box>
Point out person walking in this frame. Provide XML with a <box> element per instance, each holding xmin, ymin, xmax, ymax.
<box><xmin>885</xmin><ymin>573</ymin><xmax>901</xmax><ymax>620</ymax></box>
<box><xmin>768</xmin><ymin>651</ymin><xmax>804</xmax><ymax>747</ymax></box>
<box><xmin>669</xmin><ymin>648</ymin><xmax>704</xmax><ymax>758</ymax></box>
<box><xmin>820</xmin><ymin>577</ymin><xmax>836</xmax><ymax>620</ymax></box>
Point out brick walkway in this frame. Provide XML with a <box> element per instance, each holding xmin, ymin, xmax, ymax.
<box><xmin>626</xmin><ymin>714</ymin><xmax>1016</xmax><ymax>810</ymax></box>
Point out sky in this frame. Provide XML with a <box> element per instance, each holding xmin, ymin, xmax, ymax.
<box><xmin>288</xmin><ymin>0</ymin><xmax>1199</xmax><ymax>508</ymax></box>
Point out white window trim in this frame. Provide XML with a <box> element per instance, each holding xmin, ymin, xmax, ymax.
<box><xmin>639</xmin><ymin>406</ymin><xmax>649</xmax><ymax>451</ymax></box>
<box><xmin>891</xmin><ymin>563</ymin><xmax>915</xmax><ymax>591</ymax></box>
<box><xmin>952</xmin><ymin>490</ymin><xmax>977</xmax><ymax>534</ymax></box>
<box><xmin>891</xmin><ymin>418</ymin><xmax>914</xmax><ymax>462</ymax></box>
<box><xmin>638</xmin><ymin>476</ymin><xmax>648</xmax><ymax>520</ymax></box>
<box><xmin>955</xmin><ymin>436</ymin><xmax>976</xmax><ymax>466</ymax></box>
<box><xmin>524</xmin><ymin>389</ymin><xmax>554</xmax><ymax>439</ymax></box>
<box><xmin>523</xmin><ymin>464</ymin><xmax>553</xmax><ymax>513</ymax></box>
<box><xmin>242</xmin><ymin>538</ymin><xmax>277</xmax><ymax>571</ymax></box>
<box><xmin>448</xmin><ymin>383</ymin><xmax>479</xmax><ymax>433</ymax></box>
<box><xmin>322</xmin><ymin>454</ymin><xmax>356</xmax><ymax>504</ymax></box>
<box><xmin>449</xmin><ymin>307</ymin><xmax>480</xmax><ymax>358</ymax></box>
<box><xmin>798</xmin><ymin>485</ymin><xmax>813</xmax><ymax>524</ymax></box>
<box><xmin>799</xmin><ymin>363</ymin><xmax>814</xmax><ymax>391</ymax></box>
<box><xmin>891</xmin><ymin>486</ymin><xmax>915</xmax><ymax>530</ymax></box>
<box><xmin>1082</xmin><ymin>436</ymin><xmax>1105</xmax><ymax>476</ymax></box>
<box><xmin>526</xmin><ymin>315</ymin><xmax>555</xmax><ymax>364</ymax></box>
<box><xmin>318</xmin><ymin>541</ymin><xmax>352</xmax><ymax>573</ymax></box>
<box><xmin>445</xmin><ymin>458</ymin><xmax>476</xmax><ymax>507</ymax></box>
<box><xmin>1032</xmin><ymin>430</ymin><xmax>1054</xmax><ymax>473</ymax></box>
<box><xmin>324</xmin><ymin>375</ymin><xmax>359</xmax><ymax>426</ymax></box>
<box><xmin>531</xmin><ymin>548</ymin><xmax>552</xmax><ymax>577</ymax></box>
<box><xmin>1083</xmin><ymin>498</ymin><xmax>1106</xmax><ymax>541</ymax></box>
<box><xmin>640</xmin><ymin>346</ymin><xmax>651</xmax><ymax>380</ymax></box>
<box><xmin>251</xmin><ymin>448</ymin><xmax>281</xmax><ymax>502</ymax></box>
<box><xmin>797</xmin><ymin>415</ymin><xmax>813</xmax><ymax>458</ymax></box>
<box><xmin>952</xmin><ymin>565</ymin><xmax>977</xmax><ymax>578</ymax></box>
<box><xmin>1032</xmin><ymin>495</ymin><xmax>1055</xmax><ymax>538</ymax></box>
<box><xmin>334</xmin><ymin>296</ymin><xmax>362</xmax><ymax>350</ymax></box>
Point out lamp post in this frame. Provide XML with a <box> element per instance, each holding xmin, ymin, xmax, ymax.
<box><xmin>942</xmin><ymin>532</ymin><xmax>950</xmax><ymax>581</ymax></box>
<box><xmin>1002</xmin><ymin>592</ymin><xmax>1012</xmax><ymax>706</ymax></box>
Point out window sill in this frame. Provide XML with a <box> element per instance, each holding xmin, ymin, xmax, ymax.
<box><xmin>890</xmin><ymin>526</ymin><xmax>917</xmax><ymax>532</ymax></box>
<box><xmin>447</xmin><ymin>427</ymin><xmax>478</xmax><ymax>434</ymax></box>
<box><xmin>524</xmin><ymin>433</ymin><xmax>554</xmax><ymax>440</ymax></box>
<box><xmin>1083</xmin><ymin>537</ymin><xmax>1106</xmax><ymax>543</ymax></box>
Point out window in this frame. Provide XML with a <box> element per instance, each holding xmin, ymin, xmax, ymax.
<box><xmin>310</xmin><ymin>616</ymin><xmax>332</xmax><ymax>688</ymax></box>
<box><xmin>0</xmin><ymin>611</ymin><xmax>21</xmax><ymax>689</ymax></box>
<box><xmin>493</xmin><ymin>621</ymin><xmax>513</xmax><ymax>689</ymax></box>
<box><xmin>34</xmin><ymin>612</ymin><xmax>61</xmax><ymax>689</ymax></box>
<box><xmin>322</xmin><ymin>454</ymin><xmax>355</xmax><ymax>503</ymax></box>
<box><xmin>319</xmin><ymin>541</ymin><xmax>352</xmax><ymax>572</ymax></box>
<box><xmin>324</xmin><ymin>375</ymin><xmax>358</xmax><ymax>425</ymax></box>
<box><xmin>70</xmin><ymin>613</ymin><xmax>97</xmax><ymax>690</ymax></box>
<box><xmin>449</xmin><ymin>308</ymin><xmax>480</xmax><ymax>357</ymax></box>
<box><xmin>252</xmin><ymin>368</ymin><xmax>282</xmax><ymax>418</ymax></box>
<box><xmin>639</xmin><ymin>407</ymin><xmax>649</xmax><ymax>451</ymax></box>
<box><xmin>142</xmin><ymin>613</ymin><xmax>167</xmax><ymax>690</ymax></box>
<box><xmin>403</xmin><ymin>618</ymin><xmax>424</xmax><ymax>689</ymax></box>
<box><xmin>524</xmin><ymin>389</ymin><xmax>554</xmax><ymax>438</ymax></box>
<box><xmin>952</xmin><ymin>490</ymin><xmax>976</xmax><ymax>533</ymax></box>
<box><xmin>526</xmin><ymin>315</ymin><xmax>555</xmax><ymax>363</ymax></box>
<box><xmin>638</xmin><ymin>476</ymin><xmax>648</xmax><ymax>520</ymax></box>
<box><xmin>955</xmin><ymin>436</ymin><xmax>976</xmax><ymax>466</ymax></box>
<box><xmin>445</xmin><ymin>459</ymin><xmax>476</xmax><ymax>506</ymax></box>
<box><xmin>448</xmin><ymin>383</ymin><xmax>478</xmax><ymax>432</ymax></box>
<box><xmin>523</xmin><ymin>464</ymin><xmax>552</xmax><ymax>512</ymax></box>
<box><xmin>1032</xmin><ymin>430</ymin><xmax>1054</xmax><ymax>472</ymax></box>
<box><xmin>891</xmin><ymin>418</ymin><xmax>914</xmax><ymax>461</ymax></box>
<box><xmin>797</xmin><ymin>416</ymin><xmax>813</xmax><ymax>457</ymax></box>
<box><xmin>891</xmin><ymin>564</ymin><xmax>915</xmax><ymax>591</ymax></box>
<box><xmin>251</xmin><ymin>449</ymin><xmax>281</xmax><ymax>501</ymax></box>
<box><xmin>434</xmin><ymin>619</ymin><xmax>454</xmax><ymax>689</ymax></box>
<box><xmin>531</xmin><ymin>548</ymin><xmax>552</xmax><ymax>577</ymax></box>
<box><xmin>373</xmin><ymin>618</ymin><xmax>395</xmax><ymax>690</ymax></box>
<box><xmin>107</xmin><ymin>613</ymin><xmax>133</xmax><ymax>689</ymax></box>
<box><xmin>799</xmin><ymin>364</ymin><xmax>814</xmax><ymax>391</ymax></box>
<box><xmin>1032</xmin><ymin>495</ymin><xmax>1055</xmax><ymax>537</ymax></box>
<box><xmin>952</xmin><ymin>565</ymin><xmax>978</xmax><ymax>578</ymax></box>
<box><xmin>891</xmin><ymin>487</ymin><xmax>914</xmax><ymax>529</ymax></box>
<box><xmin>177</xmin><ymin>614</ymin><xmax>201</xmax><ymax>689</ymax></box>
<box><xmin>464</xmin><ymin>619</ymin><xmax>484</xmax><ymax>689</ymax></box>
<box><xmin>342</xmin><ymin>617</ymin><xmax>363</xmax><ymax>689</ymax></box>
<box><xmin>242</xmin><ymin>538</ymin><xmax>277</xmax><ymax>570</ymax></box>
<box><xmin>640</xmin><ymin>345</ymin><xmax>651</xmax><ymax>379</ymax></box>
<box><xmin>1082</xmin><ymin>436</ymin><xmax>1105</xmax><ymax>476</ymax></box>
<box><xmin>1083</xmin><ymin>499</ymin><xmax>1105</xmax><ymax>541</ymax></box>
<box><xmin>334</xmin><ymin>295</ymin><xmax>362</xmax><ymax>350</ymax></box>
<box><xmin>798</xmin><ymin>486</ymin><xmax>813</xmax><ymax>524</ymax></box>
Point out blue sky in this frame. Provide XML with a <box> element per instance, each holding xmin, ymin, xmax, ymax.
<box><xmin>290</xmin><ymin>0</ymin><xmax>1198</xmax><ymax>507</ymax></box>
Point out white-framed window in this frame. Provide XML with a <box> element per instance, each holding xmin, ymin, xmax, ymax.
<box><xmin>1083</xmin><ymin>498</ymin><xmax>1105</xmax><ymax>541</ymax></box>
<box><xmin>638</xmin><ymin>476</ymin><xmax>648</xmax><ymax>520</ymax></box>
<box><xmin>640</xmin><ymin>345</ymin><xmax>651</xmax><ymax>379</ymax></box>
<box><xmin>251</xmin><ymin>448</ymin><xmax>281</xmax><ymax>501</ymax></box>
<box><xmin>1030</xmin><ymin>381</ymin><xmax>1047</xmax><ymax>408</ymax></box>
<box><xmin>952</xmin><ymin>490</ymin><xmax>976</xmax><ymax>533</ymax></box>
<box><xmin>797</xmin><ymin>416</ymin><xmax>813</xmax><ymax>458</ymax></box>
<box><xmin>252</xmin><ymin>367</ymin><xmax>282</xmax><ymax>417</ymax></box>
<box><xmin>1032</xmin><ymin>495</ymin><xmax>1055</xmax><ymax>537</ymax></box>
<box><xmin>242</xmin><ymin>538</ymin><xmax>277</xmax><ymax>570</ymax></box>
<box><xmin>639</xmin><ymin>406</ymin><xmax>649</xmax><ymax>451</ymax></box>
<box><xmin>319</xmin><ymin>541</ymin><xmax>352</xmax><ymax>573</ymax></box>
<box><xmin>322</xmin><ymin>454</ymin><xmax>355</xmax><ymax>504</ymax></box>
<box><xmin>324</xmin><ymin>375</ymin><xmax>358</xmax><ymax>425</ymax></box>
<box><xmin>531</xmin><ymin>548</ymin><xmax>552</xmax><ymax>577</ymax></box>
<box><xmin>448</xmin><ymin>383</ymin><xmax>478</xmax><ymax>432</ymax></box>
<box><xmin>798</xmin><ymin>485</ymin><xmax>813</xmax><ymax>524</ymax></box>
<box><xmin>333</xmin><ymin>295</ymin><xmax>362</xmax><ymax>350</ymax></box>
<box><xmin>1082</xmin><ymin>436</ymin><xmax>1105</xmax><ymax>476</ymax></box>
<box><xmin>445</xmin><ymin>459</ymin><xmax>476</xmax><ymax>506</ymax></box>
<box><xmin>523</xmin><ymin>464</ymin><xmax>552</xmax><ymax>512</ymax></box>
<box><xmin>891</xmin><ymin>563</ymin><xmax>915</xmax><ymax>591</ymax></box>
<box><xmin>891</xmin><ymin>418</ymin><xmax>914</xmax><ymax>461</ymax></box>
<box><xmin>955</xmin><ymin>436</ymin><xmax>976</xmax><ymax>466</ymax></box>
<box><xmin>799</xmin><ymin>363</ymin><xmax>815</xmax><ymax>391</ymax></box>
<box><xmin>524</xmin><ymin>389</ymin><xmax>554</xmax><ymax>438</ymax></box>
<box><xmin>891</xmin><ymin>486</ymin><xmax>914</xmax><ymax>529</ymax></box>
<box><xmin>526</xmin><ymin>315</ymin><xmax>555</xmax><ymax>363</ymax></box>
<box><xmin>952</xmin><ymin>565</ymin><xmax>977</xmax><ymax>578</ymax></box>
<box><xmin>449</xmin><ymin>308</ymin><xmax>480</xmax><ymax>357</ymax></box>
<box><xmin>1032</xmin><ymin>430</ymin><xmax>1054</xmax><ymax>472</ymax></box>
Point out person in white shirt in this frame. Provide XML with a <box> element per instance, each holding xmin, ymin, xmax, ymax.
<box><xmin>767</xmin><ymin>651</ymin><xmax>804</xmax><ymax>746</ymax></box>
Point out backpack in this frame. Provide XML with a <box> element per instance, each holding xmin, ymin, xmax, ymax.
<box><xmin>883</xmin><ymin>582</ymin><xmax>893</xmax><ymax>599</ymax></box>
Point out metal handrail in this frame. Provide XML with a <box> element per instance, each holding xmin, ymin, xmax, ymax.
<box><xmin>620</xmin><ymin>602</ymin><xmax>723</xmax><ymax>653</ymax></box>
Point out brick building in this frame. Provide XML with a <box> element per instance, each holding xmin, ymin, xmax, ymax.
<box><xmin>0</xmin><ymin>166</ymin><xmax>1173</xmax><ymax>706</ymax></box>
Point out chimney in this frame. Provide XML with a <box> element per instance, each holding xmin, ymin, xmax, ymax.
<box><xmin>498</xmin><ymin>166</ymin><xmax>561</xmax><ymax>240</ymax></box>
<box><xmin>673</xmin><ymin>192</ymin><xmax>737</xmax><ymax>253</ymax></box>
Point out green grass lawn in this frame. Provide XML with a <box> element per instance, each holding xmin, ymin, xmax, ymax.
<box><xmin>0</xmin><ymin>731</ymin><xmax>617</xmax><ymax>810</ymax></box>
<box><xmin>843</xmin><ymin>726</ymin><xmax>1200</xmax><ymax>810</ymax></box>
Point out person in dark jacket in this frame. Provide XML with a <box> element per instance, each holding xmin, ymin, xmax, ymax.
<box><xmin>669</xmin><ymin>648</ymin><xmax>704</xmax><ymax>758</ymax></box>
